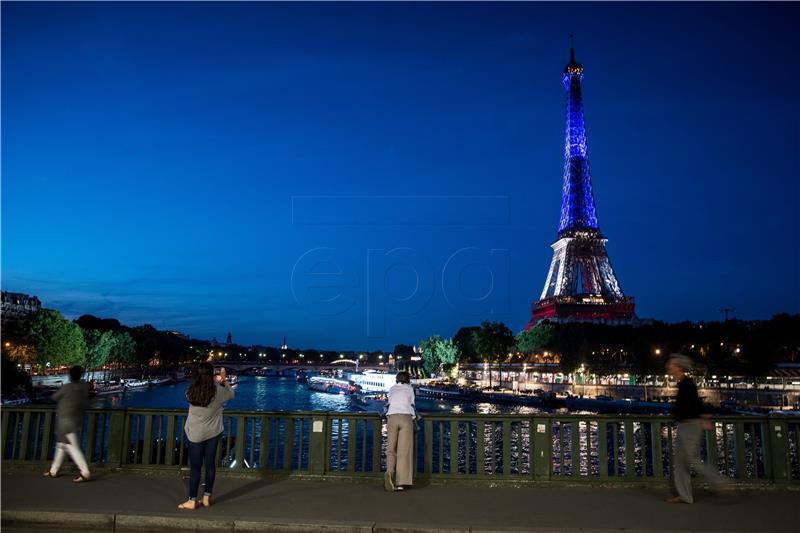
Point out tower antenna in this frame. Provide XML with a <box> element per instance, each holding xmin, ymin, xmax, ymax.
<box><xmin>569</xmin><ymin>34</ymin><xmax>575</xmax><ymax>60</ymax></box>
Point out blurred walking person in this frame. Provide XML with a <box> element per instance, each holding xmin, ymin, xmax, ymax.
<box><xmin>666</xmin><ymin>354</ymin><xmax>726</xmax><ymax>503</ymax></box>
<box><xmin>384</xmin><ymin>371</ymin><xmax>416</xmax><ymax>492</ymax></box>
<box><xmin>43</xmin><ymin>365</ymin><xmax>91</xmax><ymax>482</ymax></box>
<box><xmin>178</xmin><ymin>363</ymin><xmax>235</xmax><ymax>510</ymax></box>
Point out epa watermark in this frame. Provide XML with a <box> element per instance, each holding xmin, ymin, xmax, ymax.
<box><xmin>290</xmin><ymin>246</ymin><xmax>509</xmax><ymax>338</ymax></box>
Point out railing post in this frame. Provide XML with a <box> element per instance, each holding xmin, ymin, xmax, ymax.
<box><xmin>532</xmin><ymin>417</ymin><xmax>551</xmax><ymax>480</ymax></box>
<box><xmin>107</xmin><ymin>408</ymin><xmax>128</xmax><ymax>468</ymax></box>
<box><xmin>308</xmin><ymin>414</ymin><xmax>327</xmax><ymax>476</ymax></box>
<box><xmin>766</xmin><ymin>416</ymin><xmax>790</xmax><ymax>484</ymax></box>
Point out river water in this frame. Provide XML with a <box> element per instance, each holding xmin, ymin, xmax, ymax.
<box><xmin>89</xmin><ymin>375</ymin><xmax>545</xmax><ymax>415</ymax></box>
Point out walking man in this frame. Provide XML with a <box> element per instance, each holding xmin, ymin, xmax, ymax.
<box><xmin>43</xmin><ymin>365</ymin><xmax>91</xmax><ymax>482</ymax></box>
<box><xmin>666</xmin><ymin>354</ymin><xmax>725</xmax><ymax>503</ymax></box>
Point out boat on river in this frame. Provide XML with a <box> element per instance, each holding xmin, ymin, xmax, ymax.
<box><xmin>353</xmin><ymin>392</ymin><xmax>388</xmax><ymax>413</ymax></box>
<box><xmin>91</xmin><ymin>381</ymin><xmax>125</xmax><ymax>396</ymax></box>
<box><xmin>307</xmin><ymin>376</ymin><xmax>359</xmax><ymax>395</ymax></box>
<box><xmin>347</xmin><ymin>371</ymin><xmax>397</xmax><ymax>393</ymax></box>
<box><xmin>1</xmin><ymin>393</ymin><xmax>31</xmax><ymax>406</ymax></box>
<box><xmin>416</xmin><ymin>382</ymin><xmax>481</xmax><ymax>401</ymax></box>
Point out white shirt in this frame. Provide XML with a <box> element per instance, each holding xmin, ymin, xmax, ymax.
<box><xmin>386</xmin><ymin>383</ymin><xmax>416</xmax><ymax>415</ymax></box>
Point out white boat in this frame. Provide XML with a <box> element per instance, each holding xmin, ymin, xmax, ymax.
<box><xmin>123</xmin><ymin>379</ymin><xmax>150</xmax><ymax>389</ymax></box>
<box><xmin>1</xmin><ymin>394</ymin><xmax>31</xmax><ymax>406</ymax></box>
<box><xmin>308</xmin><ymin>376</ymin><xmax>358</xmax><ymax>395</ymax></box>
<box><xmin>347</xmin><ymin>371</ymin><xmax>397</xmax><ymax>393</ymax></box>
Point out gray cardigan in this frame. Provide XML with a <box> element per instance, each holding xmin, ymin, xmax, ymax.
<box><xmin>184</xmin><ymin>384</ymin><xmax>235</xmax><ymax>443</ymax></box>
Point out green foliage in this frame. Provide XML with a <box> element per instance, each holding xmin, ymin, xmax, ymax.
<box><xmin>419</xmin><ymin>336</ymin><xmax>460</xmax><ymax>377</ymax></box>
<box><xmin>2</xmin><ymin>356</ymin><xmax>32</xmax><ymax>395</ymax></box>
<box><xmin>515</xmin><ymin>323</ymin><xmax>555</xmax><ymax>354</ymax></box>
<box><xmin>453</xmin><ymin>326</ymin><xmax>480</xmax><ymax>362</ymax></box>
<box><xmin>112</xmin><ymin>331</ymin><xmax>137</xmax><ymax>365</ymax></box>
<box><xmin>393</xmin><ymin>344</ymin><xmax>416</xmax><ymax>358</ymax></box>
<box><xmin>22</xmin><ymin>309</ymin><xmax>86</xmax><ymax>368</ymax></box>
<box><xmin>83</xmin><ymin>329</ymin><xmax>114</xmax><ymax>370</ymax></box>
<box><xmin>471</xmin><ymin>321</ymin><xmax>515</xmax><ymax>361</ymax></box>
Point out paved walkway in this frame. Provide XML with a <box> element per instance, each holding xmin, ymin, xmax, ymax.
<box><xmin>1</xmin><ymin>469</ymin><xmax>797</xmax><ymax>532</ymax></box>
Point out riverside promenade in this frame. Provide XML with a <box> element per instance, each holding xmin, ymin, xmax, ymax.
<box><xmin>1</xmin><ymin>469</ymin><xmax>798</xmax><ymax>533</ymax></box>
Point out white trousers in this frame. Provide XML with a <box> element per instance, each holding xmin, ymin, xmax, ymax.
<box><xmin>50</xmin><ymin>432</ymin><xmax>90</xmax><ymax>477</ymax></box>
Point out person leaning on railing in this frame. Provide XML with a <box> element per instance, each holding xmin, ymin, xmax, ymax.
<box><xmin>178</xmin><ymin>362</ymin><xmax>235</xmax><ymax>510</ymax></box>
<box><xmin>383</xmin><ymin>371</ymin><xmax>416</xmax><ymax>492</ymax></box>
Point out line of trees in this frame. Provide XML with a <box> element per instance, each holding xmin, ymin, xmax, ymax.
<box><xmin>417</xmin><ymin>314</ymin><xmax>799</xmax><ymax>380</ymax></box>
<box><xmin>1</xmin><ymin>309</ymin><xmax>198</xmax><ymax>377</ymax></box>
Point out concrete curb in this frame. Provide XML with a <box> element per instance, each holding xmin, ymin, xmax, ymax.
<box><xmin>234</xmin><ymin>519</ymin><xmax>374</xmax><ymax>532</ymax></box>
<box><xmin>0</xmin><ymin>510</ymin><xmax>785</xmax><ymax>533</ymax></box>
<box><xmin>2</xmin><ymin>510</ymin><xmax>114</xmax><ymax>530</ymax></box>
<box><xmin>116</xmin><ymin>513</ymin><xmax>234</xmax><ymax>532</ymax></box>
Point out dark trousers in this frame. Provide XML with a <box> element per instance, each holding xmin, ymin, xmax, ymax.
<box><xmin>187</xmin><ymin>434</ymin><xmax>220</xmax><ymax>500</ymax></box>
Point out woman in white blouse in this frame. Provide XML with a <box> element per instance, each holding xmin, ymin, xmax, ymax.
<box><xmin>384</xmin><ymin>371</ymin><xmax>416</xmax><ymax>492</ymax></box>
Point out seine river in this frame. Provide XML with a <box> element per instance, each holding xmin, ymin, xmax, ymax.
<box><xmin>88</xmin><ymin>375</ymin><xmax>544</xmax><ymax>415</ymax></box>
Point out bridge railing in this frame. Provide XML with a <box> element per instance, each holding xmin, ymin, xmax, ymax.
<box><xmin>2</xmin><ymin>407</ymin><xmax>798</xmax><ymax>485</ymax></box>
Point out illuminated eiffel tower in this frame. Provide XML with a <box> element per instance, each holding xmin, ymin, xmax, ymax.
<box><xmin>526</xmin><ymin>44</ymin><xmax>635</xmax><ymax>329</ymax></box>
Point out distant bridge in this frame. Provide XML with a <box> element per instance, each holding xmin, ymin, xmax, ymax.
<box><xmin>211</xmin><ymin>361</ymin><xmax>387</xmax><ymax>374</ymax></box>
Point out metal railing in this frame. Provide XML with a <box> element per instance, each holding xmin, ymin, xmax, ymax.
<box><xmin>2</xmin><ymin>407</ymin><xmax>798</xmax><ymax>485</ymax></box>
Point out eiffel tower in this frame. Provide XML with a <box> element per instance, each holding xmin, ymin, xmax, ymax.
<box><xmin>526</xmin><ymin>44</ymin><xmax>635</xmax><ymax>329</ymax></box>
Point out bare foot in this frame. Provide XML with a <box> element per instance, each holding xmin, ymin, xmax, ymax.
<box><xmin>178</xmin><ymin>499</ymin><xmax>197</xmax><ymax>510</ymax></box>
<box><xmin>202</xmin><ymin>495</ymin><xmax>210</xmax><ymax>508</ymax></box>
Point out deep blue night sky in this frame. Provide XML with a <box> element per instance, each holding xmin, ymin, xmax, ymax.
<box><xmin>3</xmin><ymin>2</ymin><xmax>798</xmax><ymax>350</ymax></box>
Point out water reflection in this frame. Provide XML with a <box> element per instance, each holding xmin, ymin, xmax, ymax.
<box><xmin>90</xmin><ymin>376</ymin><xmax>547</xmax><ymax>414</ymax></box>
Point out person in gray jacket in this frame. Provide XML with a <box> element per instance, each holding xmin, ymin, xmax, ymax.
<box><xmin>43</xmin><ymin>366</ymin><xmax>91</xmax><ymax>482</ymax></box>
<box><xmin>178</xmin><ymin>362</ymin><xmax>234</xmax><ymax>510</ymax></box>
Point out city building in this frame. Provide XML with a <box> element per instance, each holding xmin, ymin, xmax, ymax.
<box><xmin>1</xmin><ymin>291</ymin><xmax>42</xmax><ymax>324</ymax></box>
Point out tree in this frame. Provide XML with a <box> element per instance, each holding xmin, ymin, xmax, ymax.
<box><xmin>82</xmin><ymin>329</ymin><xmax>114</xmax><ymax>376</ymax></box>
<box><xmin>515</xmin><ymin>323</ymin><xmax>555</xmax><ymax>355</ymax></box>
<box><xmin>112</xmin><ymin>331</ymin><xmax>137</xmax><ymax>367</ymax></box>
<box><xmin>471</xmin><ymin>321</ymin><xmax>515</xmax><ymax>387</ymax></box>
<box><xmin>393</xmin><ymin>344</ymin><xmax>416</xmax><ymax>358</ymax></box>
<box><xmin>453</xmin><ymin>326</ymin><xmax>480</xmax><ymax>362</ymax></box>
<box><xmin>22</xmin><ymin>309</ymin><xmax>86</xmax><ymax>369</ymax></box>
<box><xmin>419</xmin><ymin>336</ymin><xmax>461</xmax><ymax>378</ymax></box>
<box><xmin>131</xmin><ymin>325</ymin><xmax>159</xmax><ymax>366</ymax></box>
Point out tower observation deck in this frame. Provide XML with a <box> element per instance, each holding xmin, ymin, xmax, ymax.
<box><xmin>526</xmin><ymin>46</ymin><xmax>635</xmax><ymax>328</ymax></box>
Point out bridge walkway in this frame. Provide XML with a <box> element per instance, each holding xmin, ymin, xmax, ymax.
<box><xmin>1</xmin><ymin>469</ymin><xmax>797</xmax><ymax>532</ymax></box>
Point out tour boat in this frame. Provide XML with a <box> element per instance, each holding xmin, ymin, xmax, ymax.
<box><xmin>307</xmin><ymin>376</ymin><xmax>359</xmax><ymax>395</ymax></box>
<box><xmin>347</xmin><ymin>371</ymin><xmax>397</xmax><ymax>393</ymax></box>
<box><xmin>353</xmin><ymin>392</ymin><xmax>388</xmax><ymax>413</ymax></box>
<box><xmin>123</xmin><ymin>379</ymin><xmax>150</xmax><ymax>390</ymax></box>
<box><xmin>1</xmin><ymin>394</ymin><xmax>31</xmax><ymax>406</ymax></box>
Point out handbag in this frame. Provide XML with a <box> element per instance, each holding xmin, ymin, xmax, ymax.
<box><xmin>412</xmin><ymin>404</ymin><xmax>423</xmax><ymax>432</ymax></box>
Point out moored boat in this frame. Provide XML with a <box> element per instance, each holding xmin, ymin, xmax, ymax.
<box><xmin>353</xmin><ymin>392</ymin><xmax>388</xmax><ymax>413</ymax></box>
<box><xmin>307</xmin><ymin>376</ymin><xmax>359</xmax><ymax>395</ymax></box>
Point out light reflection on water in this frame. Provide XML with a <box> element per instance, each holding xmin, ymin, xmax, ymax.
<box><xmin>79</xmin><ymin>376</ymin><xmax>778</xmax><ymax>480</ymax></box>
<box><xmin>89</xmin><ymin>376</ymin><xmax>545</xmax><ymax>414</ymax></box>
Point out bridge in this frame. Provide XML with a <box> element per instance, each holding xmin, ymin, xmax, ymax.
<box><xmin>2</xmin><ymin>406</ymin><xmax>797</xmax><ymax>532</ymax></box>
<box><xmin>212</xmin><ymin>360</ymin><xmax>387</xmax><ymax>375</ymax></box>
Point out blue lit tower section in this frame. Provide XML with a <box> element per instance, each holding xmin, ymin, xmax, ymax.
<box><xmin>526</xmin><ymin>47</ymin><xmax>635</xmax><ymax>328</ymax></box>
<box><xmin>559</xmin><ymin>48</ymin><xmax>598</xmax><ymax>234</ymax></box>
